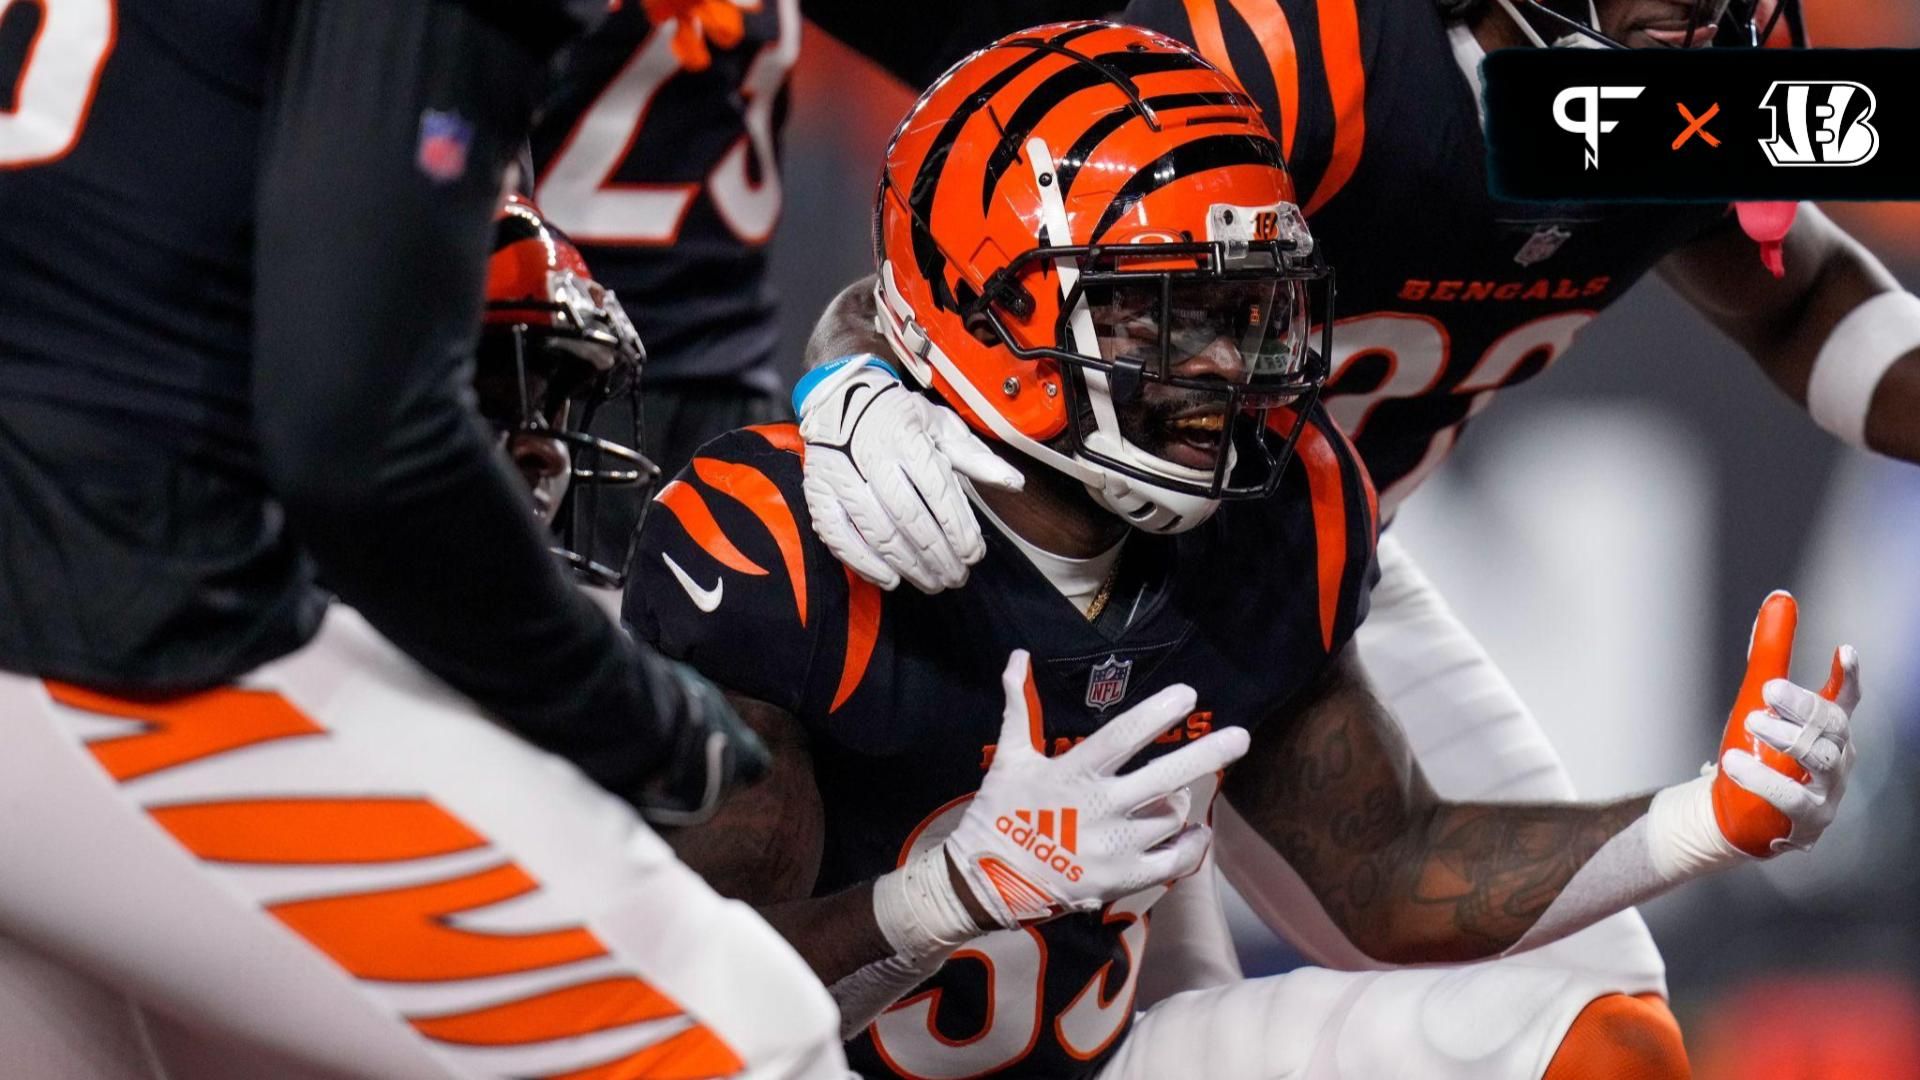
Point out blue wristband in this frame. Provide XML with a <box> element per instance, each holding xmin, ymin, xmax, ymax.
<box><xmin>791</xmin><ymin>354</ymin><xmax>898</xmax><ymax>415</ymax></box>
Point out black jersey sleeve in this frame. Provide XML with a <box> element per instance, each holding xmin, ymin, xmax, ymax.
<box><xmin>802</xmin><ymin>0</ymin><xmax>1120</xmax><ymax>88</ymax></box>
<box><xmin>252</xmin><ymin>0</ymin><xmax>676</xmax><ymax>799</ymax></box>
<box><xmin>1275</xmin><ymin>404</ymin><xmax>1380</xmax><ymax>659</ymax></box>
<box><xmin>626</xmin><ymin>425</ymin><xmax>859</xmax><ymax>716</ymax></box>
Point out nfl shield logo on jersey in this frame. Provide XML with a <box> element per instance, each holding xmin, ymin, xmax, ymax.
<box><xmin>1514</xmin><ymin>225</ymin><xmax>1572</xmax><ymax>267</ymax></box>
<box><xmin>416</xmin><ymin>110</ymin><xmax>473</xmax><ymax>185</ymax></box>
<box><xmin>1085</xmin><ymin>656</ymin><xmax>1133</xmax><ymax>710</ymax></box>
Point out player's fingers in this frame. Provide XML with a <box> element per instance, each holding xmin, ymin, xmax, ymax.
<box><xmin>897</xmin><ymin>431</ymin><xmax>983</xmax><ymax>577</ymax></box>
<box><xmin>1722</xmin><ymin>748</ymin><xmax>1817</xmax><ymax>820</ymax></box>
<box><xmin>803</xmin><ymin>480</ymin><xmax>901</xmax><ymax>590</ymax></box>
<box><xmin>994</xmin><ymin>650</ymin><xmax>1041</xmax><ymax>758</ymax></box>
<box><xmin>1762</xmin><ymin>679</ymin><xmax>1850</xmax><ymax>740</ymax></box>
<box><xmin>1072</xmin><ymin>684</ymin><xmax>1200</xmax><ymax>772</ymax></box>
<box><xmin>1139</xmin><ymin>824</ymin><xmax>1214</xmax><ymax>885</ymax></box>
<box><xmin>1126</xmin><ymin>787</ymin><xmax>1193</xmax><ymax>844</ymax></box>
<box><xmin>934</xmin><ymin>408</ymin><xmax>1025</xmax><ymax>493</ymax></box>
<box><xmin>1745</xmin><ymin>590</ymin><xmax>1798</xmax><ymax>673</ymax></box>
<box><xmin>1744</xmin><ymin>711</ymin><xmax>1843</xmax><ymax>772</ymax></box>
<box><xmin>1821</xmin><ymin>645</ymin><xmax>1862</xmax><ymax>714</ymax></box>
<box><xmin>877</xmin><ymin>461</ymin><xmax>967</xmax><ymax>593</ymax></box>
<box><xmin>1110</xmin><ymin>728</ymin><xmax>1249</xmax><ymax>809</ymax></box>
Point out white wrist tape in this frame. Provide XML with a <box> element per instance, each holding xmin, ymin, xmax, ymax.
<box><xmin>1646</xmin><ymin>773</ymin><xmax>1747</xmax><ymax>882</ymax></box>
<box><xmin>1808</xmin><ymin>289</ymin><xmax>1920</xmax><ymax>448</ymax></box>
<box><xmin>872</xmin><ymin>846</ymin><xmax>981</xmax><ymax>962</ymax></box>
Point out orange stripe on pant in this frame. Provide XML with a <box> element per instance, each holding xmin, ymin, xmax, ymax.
<box><xmin>48</xmin><ymin>683</ymin><xmax>323</xmax><ymax>782</ymax></box>
<box><xmin>150</xmin><ymin>798</ymin><xmax>486</xmax><ymax>864</ymax></box>
<box><xmin>542</xmin><ymin>1025</ymin><xmax>745</xmax><ymax>1080</ymax></box>
<box><xmin>410</xmin><ymin>976</ymin><xmax>681</xmax><ymax>1046</ymax></box>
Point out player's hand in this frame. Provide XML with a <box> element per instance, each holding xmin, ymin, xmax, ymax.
<box><xmin>633</xmin><ymin>653</ymin><xmax>772</xmax><ymax>827</ymax></box>
<box><xmin>942</xmin><ymin>651</ymin><xmax>1251</xmax><ymax>928</ymax></box>
<box><xmin>798</xmin><ymin>358</ymin><xmax>1023</xmax><ymax>594</ymax></box>
<box><xmin>1711</xmin><ymin>591</ymin><xmax>1860</xmax><ymax>856</ymax></box>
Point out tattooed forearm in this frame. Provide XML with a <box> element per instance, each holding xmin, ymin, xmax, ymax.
<box><xmin>1227</xmin><ymin>650</ymin><xmax>1656</xmax><ymax>965</ymax></box>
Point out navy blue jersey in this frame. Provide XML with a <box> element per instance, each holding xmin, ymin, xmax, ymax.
<box><xmin>627</xmin><ymin>416</ymin><xmax>1379</xmax><ymax>1078</ymax></box>
<box><xmin>1124</xmin><ymin>0</ymin><xmax>1731</xmax><ymax>513</ymax></box>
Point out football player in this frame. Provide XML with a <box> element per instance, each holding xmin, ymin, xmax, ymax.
<box><xmin>629</xmin><ymin>26</ymin><xmax>1861</xmax><ymax>1078</ymax></box>
<box><xmin>0</xmin><ymin>5</ymin><xmax>837</xmax><ymax>1077</ymax></box>
<box><xmin>529</xmin><ymin>0</ymin><xmax>1123</xmax><ymax>553</ymax></box>
<box><xmin>790</xmin><ymin>1</ymin><xmax>1919</xmax><ymax>1067</ymax></box>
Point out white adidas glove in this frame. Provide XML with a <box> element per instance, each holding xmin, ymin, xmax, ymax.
<box><xmin>797</xmin><ymin>358</ymin><xmax>1022</xmax><ymax>594</ymax></box>
<box><xmin>944</xmin><ymin>650</ymin><xmax>1250</xmax><ymax>928</ymax></box>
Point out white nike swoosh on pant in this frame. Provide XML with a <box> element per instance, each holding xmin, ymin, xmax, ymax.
<box><xmin>661</xmin><ymin>553</ymin><xmax>723</xmax><ymax>612</ymax></box>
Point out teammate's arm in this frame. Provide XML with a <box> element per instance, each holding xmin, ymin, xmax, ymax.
<box><xmin>1659</xmin><ymin>205</ymin><xmax>1920</xmax><ymax>462</ymax></box>
<box><xmin>1229</xmin><ymin>599</ymin><xmax>1858</xmax><ymax>965</ymax></box>
<box><xmin>252</xmin><ymin>1</ymin><xmax>751</xmax><ymax>817</ymax></box>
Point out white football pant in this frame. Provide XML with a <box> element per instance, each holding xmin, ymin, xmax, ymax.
<box><xmin>0</xmin><ymin>606</ymin><xmax>845</xmax><ymax>1080</ymax></box>
<box><xmin>1125</xmin><ymin>532</ymin><xmax>1666</xmax><ymax>1078</ymax></box>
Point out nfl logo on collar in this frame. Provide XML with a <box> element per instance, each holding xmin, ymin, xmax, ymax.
<box><xmin>417</xmin><ymin>109</ymin><xmax>473</xmax><ymax>185</ymax></box>
<box><xmin>1086</xmin><ymin>656</ymin><xmax>1133</xmax><ymax>710</ymax></box>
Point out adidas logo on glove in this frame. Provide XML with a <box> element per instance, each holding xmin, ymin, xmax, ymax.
<box><xmin>996</xmin><ymin>808</ymin><xmax>1083</xmax><ymax>881</ymax></box>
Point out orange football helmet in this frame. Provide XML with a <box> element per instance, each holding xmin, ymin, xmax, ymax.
<box><xmin>481</xmin><ymin>195</ymin><xmax>655</xmax><ymax>585</ymax></box>
<box><xmin>874</xmin><ymin>21</ymin><xmax>1331</xmax><ymax>533</ymax></box>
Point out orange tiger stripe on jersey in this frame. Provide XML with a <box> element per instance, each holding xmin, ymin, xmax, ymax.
<box><xmin>1290</xmin><ymin>419</ymin><xmax>1349</xmax><ymax>652</ymax></box>
<box><xmin>1304</xmin><ymin>0</ymin><xmax>1367</xmax><ymax>216</ymax></box>
<box><xmin>745</xmin><ymin>422</ymin><xmax>804</xmax><ymax>455</ymax></box>
<box><xmin>655</xmin><ymin>480</ymin><xmax>768</xmax><ymax>576</ymax></box>
<box><xmin>47</xmin><ymin>683</ymin><xmax>324</xmax><ymax>782</ymax></box>
<box><xmin>270</xmin><ymin>863</ymin><xmax>606</xmax><ymax>983</ymax></box>
<box><xmin>1323</xmin><ymin>416</ymin><xmax>1379</xmax><ymax>540</ymax></box>
<box><xmin>1224</xmin><ymin>0</ymin><xmax>1301</xmax><ymax>160</ymax></box>
<box><xmin>692</xmin><ymin>457</ymin><xmax>808</xmax><ymax>627</ymax></box>
<box><xmin>1181</xmin><ymin>0</ymin><xmax>1245</xmax><ymax>90</ymax></box>
<box><xmin>410</xmin><ymin>975</ymin><xmax>681</xmax><ymax>1046</ymax></box>
<box><xmin>541</xmin><ymin>1023</ymin><xmax>744</xmax><ymax>1080</ymax></box>
<box><xmin>149</xmin><ymin>798</ymin><xmax>485</xmax><ymax>865</ymax></box>
<box><xmin>832</xmin><ymin>566</ymin><xmax>883</xmax><ymax>712</ymax></box>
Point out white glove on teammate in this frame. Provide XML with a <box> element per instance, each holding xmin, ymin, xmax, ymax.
<box><xmin>944</xmin><ymin>650</ymin><xmax>1250</xmax><ymax>928</ymax></box>
<box><xmin>797</xmin><ymin>358</ymin><xmax>1020</xmax><ymax>594</ymax></box>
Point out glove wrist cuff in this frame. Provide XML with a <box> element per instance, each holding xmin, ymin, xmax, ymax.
<box><xmin>874</xmin><ymin>846</ymin><xmax>986</xmax><ymax>961</ymax></box>
<box><xmin>1647</xmin><ymin>773</ymin><xmax>1748</xmax><ymax>882</ymax></box>
<box><xmin>792</xmin><ymin>354</ymin><xmax>899</xmax><ymax>415</ymax></box>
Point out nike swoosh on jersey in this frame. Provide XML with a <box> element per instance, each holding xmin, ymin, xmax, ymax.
<box><xmin>662</xmin><ymin>553</ymin><xmax>723</xmax><ymax>612</ymax></box>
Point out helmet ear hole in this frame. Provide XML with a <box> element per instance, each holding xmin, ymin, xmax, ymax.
<box><xmin>964</xmin><ymin>312</ymin><xmax>1001</xmax><ymax>347</ymax></box>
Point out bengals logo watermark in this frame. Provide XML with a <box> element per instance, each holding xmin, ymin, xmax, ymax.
<box><xmin>1758</xmin><ymin>81</ymin><xmax>1880</xmax><ymax>167</ymax></box>
<box><xmin>1484</xmin><ymin>49</ymin><xmax>1918</xmax><ymax>202</ymax></box>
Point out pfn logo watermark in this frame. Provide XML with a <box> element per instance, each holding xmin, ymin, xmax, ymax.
<box><xmin>1553</xmin><ymin>85</ymin><xmax>1645</xmax><ymax>170</ymax></box>
<box><xmin>1758</xmin><ymin>81</ymin><xmax>1880</xmax><ymax>167</ymax></box>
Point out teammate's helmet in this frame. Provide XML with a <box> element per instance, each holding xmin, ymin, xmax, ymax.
<box><xmin>875</xmin><ymin>21</ymin><xmax>1332</xmax><ymax>535</ymax></box>
<box><xmin>1449</xmin><ymin>0</ymin><xmax>1805</xmax><ymax>49</ymax></box>
<box><xmin>480</xmin><ymin>196</ymin><xmax>657</xmax><ymax>586</ymax></box>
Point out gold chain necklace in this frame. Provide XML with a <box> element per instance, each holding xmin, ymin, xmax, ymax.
<box><xmin>1083</xmin><ymin>546</ymin><xmax>1124</xmax><ymax>622</ymax></box>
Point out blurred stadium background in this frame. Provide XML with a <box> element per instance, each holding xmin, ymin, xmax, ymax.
<box><xmin>761</xmin><ymin>7</ymin><xmax>1920</xmax><ymax>1077</ymax></box>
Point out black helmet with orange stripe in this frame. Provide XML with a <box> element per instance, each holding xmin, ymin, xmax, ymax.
<box><xmin>875</xmin><ymin>21</ymin><xmax>1333</xmax><ymax>535</ymax></box>
<box><xmin>1442</xmin><ymin>0</ymin><xmax>1805</xmax><ymax>49</ymax></box>
<box><xmin>480</xmin><ymin>196</ymin><xmax>657</xmax><ymax>587</ymax></box>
